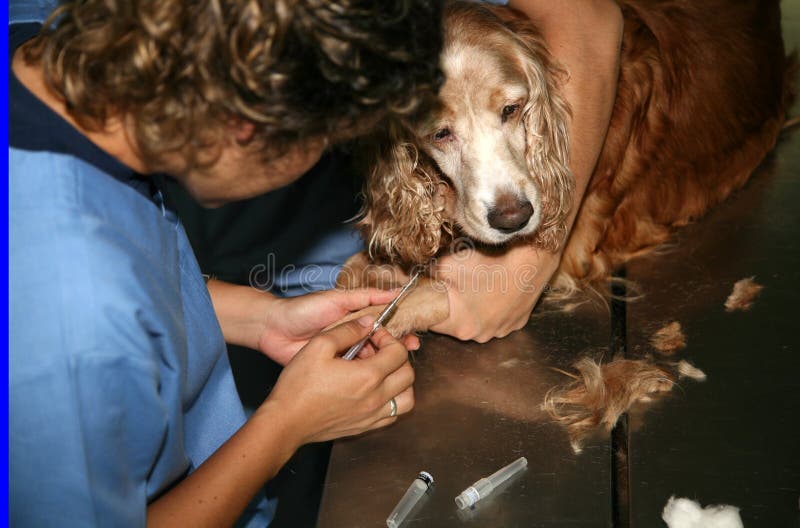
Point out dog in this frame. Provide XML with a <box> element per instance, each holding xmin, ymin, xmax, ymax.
<box><xmin>337</xmin><ymin>0</ymin><xmax>796</xmax><ymax>336</ymax></box>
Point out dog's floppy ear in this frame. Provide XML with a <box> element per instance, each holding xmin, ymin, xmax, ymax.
<box><xmin>357</xmin><ymin>120</ymin><xmax>451</xmax><ymax>266</ymax></box>
<box><xmin>492</xmin><ymin>8</ymin><xmax>574</xmax><ymax>251</ymax></box>
<box><xmin>520</xmin><ymin>38</ymin><xmax>573</xmax><ymax>251</ymax></box>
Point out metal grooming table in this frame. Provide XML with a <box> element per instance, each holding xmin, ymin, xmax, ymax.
<box><xmin>318</xmin><ymin>10</ymin><xmax>800</xmax><ymax>527</ymax></box>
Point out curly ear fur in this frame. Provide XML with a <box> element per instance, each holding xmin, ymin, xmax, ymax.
<box><xmin>489</xmin><ymin>7</ymin><xmax>574</xmax><ymax>251</ymax></box>
<box><xmin>360</xmin><ymin>4</ymin><xmax>572</xmax><ymax>265</ymax></box>
<box><xmin>357</xmin><ymin>120</ymin><xmax>452</xmax><ymax>266</ymax></box>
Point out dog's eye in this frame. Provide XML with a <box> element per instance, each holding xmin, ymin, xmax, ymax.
<box><xmin>433</xmin><ymin>128</ymin><xmax>452</xmax><ymax>141</ymax></box>
<box><xmin>501</xmin><ymin>104</ymin><xmax>520</xmax><ymax>122</ymax></box>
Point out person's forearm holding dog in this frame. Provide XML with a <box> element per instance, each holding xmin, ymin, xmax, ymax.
<box><xmin>432</xmin><ymin>0</ymin><xmax>624</xmax><ymax>342</ymax></box>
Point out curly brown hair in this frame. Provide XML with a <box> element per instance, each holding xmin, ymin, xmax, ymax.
<box><xmin>26</xmin><ymin>0</ymin><xmax>444</xmax><ymax>168</ymax></box>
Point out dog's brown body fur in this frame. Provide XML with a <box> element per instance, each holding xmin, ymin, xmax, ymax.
<box><xmin>341</xmin><ymin>0</ymin><xmax>795</xmax><ymax>335</ymax></box>
<box><xmin>559</xmin><ymin>0</ymin><xmax>794</xmax><ymax>287</ymax></box>
<box><xmin>338</xmin><ymin>1</ymin><xmax>795</xmax><ymax>450</ymax></box>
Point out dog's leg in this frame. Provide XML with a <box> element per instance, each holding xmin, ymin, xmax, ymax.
<box><xmin>333</xmin><ymin>252</ymin><xmax>450</xmax><ymax>337</ymax></box>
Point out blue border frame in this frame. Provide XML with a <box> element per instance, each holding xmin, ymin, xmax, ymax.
<box><xmin>3</xmin><ymin>2</ymin><xmax>12</xmax><ymax>522</ymax></box>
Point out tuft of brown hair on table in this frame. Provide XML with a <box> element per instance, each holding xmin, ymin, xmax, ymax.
<box><xmin>724</xmin><ymin>276</ymin><xmax>764</xmax><ymax>311</ymax></box>
<box><xmin>650</xmin><ymin>321</ymin><xmax>687</xmax><ymax>355</ymax></box>
<box><xmin>543</xmin><ymin>357</ymin><xmax>705</xmax><ymax>453</ymax></box>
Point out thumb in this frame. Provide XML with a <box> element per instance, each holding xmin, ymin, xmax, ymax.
<box><xmin>310</xmin><ymin>316</ymin><xmax>375</xmax><ymax>357</ymax></box>
<box><xmin>328</xmin><ymin>287</ymin><xmax>401</xmax><ymax>313</ymax></box>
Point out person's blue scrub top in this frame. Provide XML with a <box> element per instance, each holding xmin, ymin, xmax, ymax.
<box><xmin>8</xmin><ymin>20</ymin><xmax>274</xmax><ymax>526</ymax></box>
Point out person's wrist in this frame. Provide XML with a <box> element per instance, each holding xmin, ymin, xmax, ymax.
<box><xmin>208</xmin><ymin>279</ymin><xmax>277</xmax><ymax>350</ymax></box>
<box><xmin>243</xmin><ymin>399</ymin><xmax>304</xmax><ymax>475</ymax></box>
<box><xmin>255</xmin><ymin>396</ymin><xmax>310</xmax><ymax>452</ymax></box>
<box><xmin>425</xmin><ymin>276</ymin><xmax>477</xmax><ymax>340</ymax></box>
<box><xmin>248</xmin><ymin>288</ymin><xmax>278</xmax><ymax>348</ymax></box>
<box><xmin>508</xmin><ymin>243</ymin><xmax>558</xmax><ymax>293</ymax></box>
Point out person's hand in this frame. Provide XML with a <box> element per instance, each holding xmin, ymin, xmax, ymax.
<box><xmin>429</xmin><ymin>243</ymin><xmax>557</xmax><ymax>342</ymax></box>
<box><xmin>257</xmin><ymin>288</ymin><xmax>420</xmax><ymax>365</ymax></box>
<box><xmin>147</xmin><ymin>316</ymin><xmax>415</xmax><ymax>528</ymax></box>
<box><xmin>260</xmin><ymin>317</ymin><xmax>415</xmax><ymax>445</ymax></box>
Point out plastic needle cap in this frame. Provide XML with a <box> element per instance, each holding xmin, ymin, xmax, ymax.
<box><xmin>455</xmin><ymin>457</ymin><xmax>527</xmax><ymax>509</ymax></box>
<box><xmin>386</xmin><ymin>471</ymin><xmax>434</xmax><ymax>528</ymax></box>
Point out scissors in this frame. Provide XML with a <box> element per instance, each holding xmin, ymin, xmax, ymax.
<box><xmin>342</xmin><ymin>270</ymin><xmax>421</xmax><ymax>360</ymax></box>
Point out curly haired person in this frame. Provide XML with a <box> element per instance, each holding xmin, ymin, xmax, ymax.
<box><xmin>166</xmin><ymin>0</ymin><xmax>625</xmax><ymax>343</ymax></box>
<box><xmin>9</xmin><ymin>0</ymin><xmax>442</xmax><ymax>525</ymax></box>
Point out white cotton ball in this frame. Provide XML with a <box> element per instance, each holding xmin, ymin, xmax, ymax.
<box><xmin>662</xmin><ymin>496</ymin><xmax>743</xmax><ymax>528</ymax></box>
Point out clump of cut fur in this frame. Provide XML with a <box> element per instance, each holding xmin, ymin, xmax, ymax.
<box><xmin>650</xmin><ymin>322</ymin><xmax>687</xmax><ymax>355</ymax></box>
<box><xmin>724</xmin><ymin>276</ymin><xmax>763</xmax><ymax>311</ymax></box>
<box><xmin>543</xmin><ymin>357</ymin><xmax>705</xmax><ymax>453</ymax></box>
<box><xmin>676</xmin><ymin>360</ymin><xmax>706</xmax><ymax>381</ymax></box>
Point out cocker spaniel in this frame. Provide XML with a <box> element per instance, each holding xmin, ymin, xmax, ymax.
<box><xmin>338</xmin><ymin>0</ymin><xmax>796</xmax><ymax>335</ymax></box>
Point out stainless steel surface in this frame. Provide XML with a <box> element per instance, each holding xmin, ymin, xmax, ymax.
<box><xmin>623</xmin><ymin>111</ymin><xmax>800</xmax><ymax>519</ymax></box>
<box><xmin>622</xmin><ymin>9</ymin><xmax>800</xmax><ymax>526</ymax></box>
<box><xmin>319</xmin><ymin>305</ymin><xmax>614</xmax><ymax>527</ymax></box>
<box><xmin>320</xmin><ymin>7</ymin><xmax>800</xmax><ymax>527</ymax></box>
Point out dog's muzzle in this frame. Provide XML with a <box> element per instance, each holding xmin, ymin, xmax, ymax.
<box><xmin>487</xmin><ymin>193</ymin><xmax>534</xmax><ymax>233</ymax></box>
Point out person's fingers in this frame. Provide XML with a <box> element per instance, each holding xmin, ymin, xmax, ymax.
<box><xmin>376</xmin><ymin>362</ymin><xmax>415</xmax><ymax>403</ymax></box>
<box><xmin>330</xmin><ymin>287</ymin><xmax>400</xmax><ymax>313</ymax></box>
<box><xmin>474</xmin><ymin>332</ymin><xmax>493</xmax><ymax>344</ymax></box>
<box><xmin>356</xmin><ymin>343</ymin><xmax>377</xmax><ymax>359</ymax></box>
<box><xmin>366</xmin><ymin>386</ymin><xmax>415</xmax><ymax>430</ymax></box>
<box><xmin>332</xmin><ymin>417</ymin><xmax>397</xmax><ymax>440</ymax></box>
<box><xmin>475</xmin><ymin>316</ymin><xmax>528</xmax><ymax>343</ymax></box>
<box><xmin>392</xmin><ymin>386</ymin><xmax>414</xmax><ymax>416</ymax></box>
<box><xmin>354</xmin><ymin>332</ymin><xmax>417</xmax><ymax>357</ymax></box>
<box><xmin>369</xmin><ymin>325</ymin><xmax>404</xmax><ymax>350</ymax></box>
<box><xmin>363</xmin><ymin>326</ymin><xmax>409</xmax><ymax>373</ymax></box>
<box><xmin>310</xmin><ymin>316</ymin><xmax>374</xmax><ymax>356</ymax></box>
<box><xmin>334</xmin><ymin>385</ymin><xmax>415</xmax><ymax>437</ymax></box>
<box><xmin>400</xmin><ymin>334</ymin><xmax>420</xmax><ymax>351</ymax></box>
<box><xmin>321</xmin><ymin>305</ymin><xmax>384</xmax><ymax>333</ymax></box>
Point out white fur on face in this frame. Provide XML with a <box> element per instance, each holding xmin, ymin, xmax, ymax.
<box><xmin>419</xmin><ymin>43</ymin><xmax>543</xmax><ymax>244</ymax></box>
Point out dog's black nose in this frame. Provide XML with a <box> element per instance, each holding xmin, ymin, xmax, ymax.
<box><xmin>487</xmin><ymin>195</ymin><xmax>534</xmax><ymax>233</ymax></box>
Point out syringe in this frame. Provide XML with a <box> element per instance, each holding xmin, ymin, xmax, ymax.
<box><xmin>454</xmin><ymin>457</ymin><xmax>527</xmax><ymax>509</ymax></box>
<box><xmin>386</xmin><ymin>471</ymin><xmax>434</xmax><ymax>528</ymax></box>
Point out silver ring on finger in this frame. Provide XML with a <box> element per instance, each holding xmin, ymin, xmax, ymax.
<box><xmin>388</xmin><ymin>397</ymin><xmax>398</xmax><ymax>418</ymax></box>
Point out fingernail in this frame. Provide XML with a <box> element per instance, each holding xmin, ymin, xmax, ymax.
<box><xmin>356</xmin><ymin>315</ymin><xmax>375</xmax><ymax>327</ymax></box>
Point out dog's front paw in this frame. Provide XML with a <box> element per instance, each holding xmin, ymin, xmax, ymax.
<box><xmin>328</xmin><ymin>279</ymin><xmax>450</xmax><ymax>339</ymax></box>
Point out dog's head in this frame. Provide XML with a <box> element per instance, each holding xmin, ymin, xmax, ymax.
<box><xmin>360</xmin><ymin>1</ymin><xmax>573</xmax><ymax>265</ymax></box>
